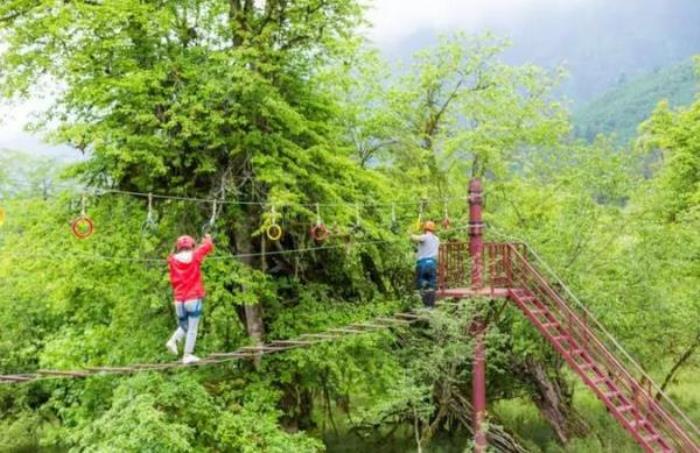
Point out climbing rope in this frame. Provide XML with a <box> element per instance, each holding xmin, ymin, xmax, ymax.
<box><xmin>350</xmin><ymin>203</ymin><xmax>365</xmax><ymax>238</ymax></box>
<box><xmin>442</xmin><ymin>198</ymin><xmax>451</xmax><ymax>230</ymax></box>
<box><xmin>202</xmin><ymin>199</ymin><xmax>219</xmax><ymax>235</ymax></box>
<box><xmin>415</xmin><ymin>199</ymin><xmax>425</xmax><ymax>232</ymax></box>
<box><xmin>141</xmin><ymin>193</ymin><xmax>158</xmax><ymax>235</ymax></box>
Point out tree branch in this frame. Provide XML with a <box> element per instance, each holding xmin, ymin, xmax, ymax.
<box><xmin>659</xmin><ymin>333</ymin><xmax>700</xmax><ymax>395</ymax></box>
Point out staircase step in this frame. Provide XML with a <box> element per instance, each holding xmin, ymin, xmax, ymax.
<box><xmin>577</xmin><ymin>362</ymin><xmax>595</xmax><ymax>372</ymax></box>
<box><xmin>616</xmin><ymin>404</ymin><xmax>634</xmax><ymax>413</ymax></box>
<box><xmin>590</xmin><ymin>376</ymin><xmax>607</xmax><ymax>385</ymax></box>
<box><xmin>604</xmin><ymin>390</ymin><xmax>621</xmax><ymax>399</ymax></box>
<box><xmin>628</xmin><ymin>419</ymin><xmax>648</xmax><ymax>429</ymax></box>
<box><xmin>641</xmin><ymin>433</ymin><xmax>660</xmax><ymax>444</ymax></box>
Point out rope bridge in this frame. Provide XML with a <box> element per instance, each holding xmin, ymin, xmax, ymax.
<box><xmin>0</xmin><ymin>308</ymin><xmax>434</xmax><ymax>385</ymax></box>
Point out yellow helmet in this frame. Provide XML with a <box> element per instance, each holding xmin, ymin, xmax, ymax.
<box><xmin>423</xmin><ymin>220</ymin><xmax>436</xmax><ymax>232</ymax></box>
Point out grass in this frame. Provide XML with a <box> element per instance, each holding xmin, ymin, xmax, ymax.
<box><xmin>493</xmin><ymin>367</ymin><xmax>700</xmax><ymax>452</ymax></box>
<box><xmin>320</xmin><ymin>367</ymin><xmax>700</xmax><ymax>452</ymax></box>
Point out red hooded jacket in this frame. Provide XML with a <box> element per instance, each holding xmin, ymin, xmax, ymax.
<box><xmin>167</xmin><ymin>238</ymin><xmax>214</xmax><ymax>301</ymax></box>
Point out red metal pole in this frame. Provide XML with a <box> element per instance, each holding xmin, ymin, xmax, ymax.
<box><xmin>468</xmin><ymin>178</ymin><xmax>488</xmax><ymax>452</ymax></box>
<box><xmin>472</xmin><ymin>323</ymin><xmax>487</xmax><ymax>452</ymax></box>
<box><xmin>469</xmin><ymin>179</ymin><xmax>484</xmax><ymax>289</ymax></box>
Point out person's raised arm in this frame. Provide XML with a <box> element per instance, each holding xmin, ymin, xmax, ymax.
<box><xmin>194</xmin><ymin>234</ymin><xmax>214</xmax><ymax>261</ymax></box>
<box><xmin>410</xmin><ymin>233</ymin><xmax>425</xmax><ymax>243</ymax></box>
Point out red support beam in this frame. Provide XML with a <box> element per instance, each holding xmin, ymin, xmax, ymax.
<box><xmin>468</xmin><ymin>178</ymin><xmax>488</xmax><ymax>452</ymax></box>
<box><xmin>472</xmin><ymin>322</ymin><xmax>488</xmax><ymax>452</ymax></box>
<box><xmin>469</xmin><ymin>179</ymin><xmax>484</xmax><ymax>289</ymax></box>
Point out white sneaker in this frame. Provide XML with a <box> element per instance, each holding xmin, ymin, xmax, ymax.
<box><xmin>182</xmin><ymin>354</ymin><xmax>200</xmax><ymax>364</ymax></box>
<box><xmin>166</xmin><ymin>339</ymin><xmax>178</xmax><ymax>355</ymax></box>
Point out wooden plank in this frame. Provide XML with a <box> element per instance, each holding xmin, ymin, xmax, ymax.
<box><xmin>37</xmin><ymin>369</ymin><xmax>91</xmax><ymax>377</ymax></box>
<box><xmin>0</xmin><ymin>375</ymin><xmax>36</xmax><ymax>382</ymax></box>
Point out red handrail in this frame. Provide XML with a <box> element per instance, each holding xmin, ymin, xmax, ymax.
<box><xmin>436</xmin><ymin>240</ymin><xmax>699</xmax><ymax>452</ymax></box>
<box><xmin>506</xmin><ymin>244</ymin><xmax>698</xmax><ymax>452</ymax></box>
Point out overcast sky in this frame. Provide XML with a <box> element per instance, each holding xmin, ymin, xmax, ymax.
<box><xmin>0</xmin><ymin>0</ymin><xmax>665</xmax><ymax>160</ymax></box>
<box><xmin>365</xmin><ymin>0</ymin><xmax>594</xmax><ymax>48</ymax></box>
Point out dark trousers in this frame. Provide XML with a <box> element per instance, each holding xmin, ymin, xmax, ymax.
<box><xmin>415</xmin><ymin>258</ymin><xmax>437</xmax><ymax>308</ymax></box>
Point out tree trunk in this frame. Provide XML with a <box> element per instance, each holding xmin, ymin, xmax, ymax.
<box><xmin>659</xmin><ymin>333</ymin><xmax>699</xmax><ymax>396</ymax></box>
<box><xmin>233</xmin><ymin>216</ymin><xmax>266</xmax><ymax>363</ymax></box>
<box><xmin>518</xmin><ymin>357</ymin><xmax>589</xmax><ymax>444</ymax></box>
<box><xmin>279</xmin><ymin>380</ymin><xmax>316</xmax><ymax>432</ymax></box>
<box><xmin>450</xmin><ymin>391</ymin><xmax>528</xmax><ymax>453</ymax></box>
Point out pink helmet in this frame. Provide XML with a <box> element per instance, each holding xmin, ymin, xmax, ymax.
<box><xmin>176</xmin><ymin>235</ymin><xmax>195</xmax><ymax>251</ymax></box>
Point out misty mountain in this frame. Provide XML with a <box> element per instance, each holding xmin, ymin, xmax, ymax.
<box><xmin>573</xmin><ymin>59</ymin><xmax>697</xmax><ymax>144</ymax></box>
<box><xmin>380</xmin><ymin>0</ymin><xmax>700</xmax><ymax>105</ymax></box>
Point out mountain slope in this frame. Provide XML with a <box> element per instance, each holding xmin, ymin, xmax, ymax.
<box><xmin>573</xmin><ymin>59</ymin><xmax>698</xmax><ymax>144</ymax></box>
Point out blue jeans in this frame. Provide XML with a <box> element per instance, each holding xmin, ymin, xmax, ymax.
<box><xmin>174</xmin><ymin>299</ymin><xmax>202</xmax><ymax>355</ymax></box>
<box><xmin>415</xmin><ymin>258</ymin><xmax>437</xmax><ymax>290</ymax></box>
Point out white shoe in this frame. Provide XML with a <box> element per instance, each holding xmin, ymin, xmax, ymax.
<box><xmin>166</xmin><ymin>339</ymin><xmax>178</xmax><ymax>355</ymax></box>
<box><xmin>182</xmin><ymin>354</ymin><xmax>200</xmax><ymax>364</ymax></box>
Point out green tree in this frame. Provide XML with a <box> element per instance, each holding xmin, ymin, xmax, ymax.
<box><xmin>0</xmin><ymin>0</ymin><xmax>403</xmax><ymax>346</ymax></box>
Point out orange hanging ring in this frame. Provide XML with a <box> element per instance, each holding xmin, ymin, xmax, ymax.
<box><xmin>266</xmin><ymin>224</ymin><xmax>283</xmax><ymax>241</ymax></box>
<box><xmin>71</xmin><ymin>215</ymin><xmax>95</xmax><ymax>239</ymax></box>
<box><xmin>310</xmin><ymin>223</ymin><xmax>330</xmax><ymax>242</ymax></box>
<box><xmin>310</xmin><ymin>203</ymin><xmax>329</xmax><ymax>242</ymax></box>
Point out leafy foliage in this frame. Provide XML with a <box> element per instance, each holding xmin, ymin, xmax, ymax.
<box><xmin>0</xmin><ymin>2</ymin><xmax>699</xmax><ymax>452</ymax></box>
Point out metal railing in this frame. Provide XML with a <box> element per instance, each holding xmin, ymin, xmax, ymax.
<box><xmin>437</xmin><ymin>241</ymin><xmax>525</xmax><ymax>290</ymax></box>
<box><xmin>436</xmin><ymin>240</ymin><xmax>699</xmax><ymax>451</ymax></box>
<box><xmin>508</xmin><ymin>243</ymin><xmax>699</xmax><ymax>452</ymax></box>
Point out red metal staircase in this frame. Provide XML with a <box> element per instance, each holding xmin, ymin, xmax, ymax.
<box><xmin>437</xmin><ymin>241</ymin><xmax>700</xmax><ymax>453</ymax></box>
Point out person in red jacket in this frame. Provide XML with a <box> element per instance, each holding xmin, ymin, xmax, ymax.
<box><xmin>166</xmin><ymin>234</ymin><xmax>214</xmax><ymax>364</ymax></box>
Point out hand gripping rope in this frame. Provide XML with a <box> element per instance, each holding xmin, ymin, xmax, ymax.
<box><xmin>309</xmin><ymin>203</ymin><xmax>330</xmax><ymax>242</ymax></box>
<box><xmin>265</xmin><ymin>205</ymin><xmax>283</xmax><ymax>241</ymax></box>
<box><xmin>71</xmin><ymin>194</ymin><xmax>95</xmax><ymax>239</ymax></box>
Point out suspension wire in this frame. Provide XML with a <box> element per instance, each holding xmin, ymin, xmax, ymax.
<box><xmin>487</xmin><ymin>223</ymin><xmax>700</xmax><ymax>436</ymax></box>
<box><xmin>1</xmin><ymin>238</ymin><xmax>406</xmax><ymax>264</ymax></box>
<box><xmin>2</xmin><ymin>179</ymin><xmax>478</xmax><ymax>209</ymax></box>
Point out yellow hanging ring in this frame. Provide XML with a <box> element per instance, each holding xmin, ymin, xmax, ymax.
<box><xmin>0</xmin><ymin>207</ymin><xmax>5</xmax><ymax>227</ymax></box>
<box><xmin>264</xmin><ymin>204</ymin><xmax>283</xmax><ymax>241</ymax></box>
<box><xmin>266</xmin><ymin>224</ymin><xmax>283</xmax><ymax>241</ymax></box>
